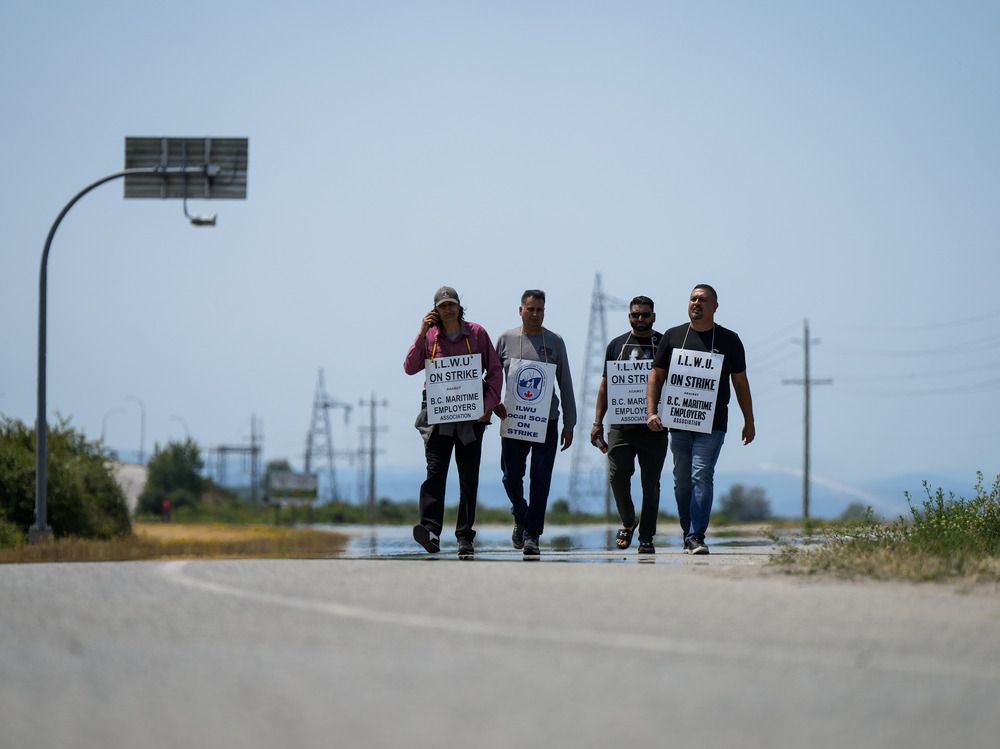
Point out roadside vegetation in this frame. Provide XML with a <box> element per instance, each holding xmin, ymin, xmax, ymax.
<box><xmin>772</xmin><ymin>473</ymin><xmax>1000</xmax><ymax>582</ymax></box>
<box><xmin>0</xmin><ymin>522</ymin><xmax>347</xmax><ymax>563</ymax></box>
<box><xmin>0</xmin><ymin>419</ymin><xmax>345</xmax><ymax>562</ymax></box>
<box><xmin>0</xmin><ymin>417</ymin><xmax>130</xmax><ymax>545</ymax></box>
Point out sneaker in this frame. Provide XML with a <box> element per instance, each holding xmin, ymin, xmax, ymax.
<box><xmin>682</xmin><ymin>536</ymin><xmax>694</xmax><ymax>554</ymax></box>
<box><xmin>457</xmin><ymin>537</ymin><xmax>474</xmax><ymax>558</ymax></box>
<box><xmin>512</xmin><ymin>522</ymin><xmax>525</xmax><ymax>550</ymax></box>
<box><xmin>412</xmin><ymin>524</ymin><xmax>440</xmax><ymax>554</ymax></box>
<box><xmin>689</xmin><ymin>535</ymin><xmax>709</xmax><ymax>555</ymax></box>
<box><xmin>522</xmin><ymin>535</ymin><xmax>540</xmax><ymax>558</ymax></box>
<box><xmin>637</xmin><ymin>540</ymin><xmax>655</xmax><ymax>554</ymax></box>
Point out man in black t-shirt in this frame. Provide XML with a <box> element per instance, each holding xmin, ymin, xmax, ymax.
<box><xmin>591</xmin><ymin>296</ymin><xmax>668</xmax><ymax>554</ymax></box>
<box><xmin>646</xmin><ymin>284</ymin><xmax>755</xmax><ymax>555</ymax></box>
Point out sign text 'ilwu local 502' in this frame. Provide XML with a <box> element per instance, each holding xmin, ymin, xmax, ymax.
<box><xmin>501</xmin><ymin>358</ymin><xmax>557</xmax><ymax>443</ymax></box>
<box><xmin>658</xmin><ymin>348</ymin><xmax>723</xmax><ymax>434</ymax></box>
<box><xmin>425</xmin><ymin>354</ymin><xmax>484</xmax><ymax>424</ymax></box>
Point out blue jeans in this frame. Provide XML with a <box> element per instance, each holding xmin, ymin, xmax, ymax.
<box><xmin>501</xmin><ymin>419</ymin><xmax>560</xmax><ymax>538</ymax></box>
<box><xmin>670</xmin><ymin>429</ymin><xmax>726</xmax><ymax>538</ymax></box>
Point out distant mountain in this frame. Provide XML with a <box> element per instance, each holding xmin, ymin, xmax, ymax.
<box><xmin>180</xmin><ymin>452</ymin><xmax>983</xmax><ymax>522</ymax></box>
<box><xmin>363</xmin><ymin>466</ymin><xmax>984</xmax><ymax>521</ymax></box>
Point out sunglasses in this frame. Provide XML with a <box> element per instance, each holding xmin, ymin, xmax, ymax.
<box><xmin>629</xmin><ymin>311</ymin><xmax>652</xmax><ymax>319</ymax></box>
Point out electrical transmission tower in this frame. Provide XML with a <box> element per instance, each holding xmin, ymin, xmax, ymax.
<box><xmin>359</xmin><ymin>394</ymin><xmax>389</xmax><ymax>524</ymax></box>
<box><xmin>304</xmin><ymin>369</ymin><xmax>352</xmax><ymax>501</ymax></box>
<box><xmin>210</xmin><ymin>414</ymin><xmax>262</xmax><ymax>501</ymax></box>
<box><xmin>782</xmin><ymin>319</ymin><xmax>833</xmax><ymax>522</ymax></box>
<box><xmin>569</xmin><ymin>272</ymin><xmax>627</xmax><ymax>517</ymax></box>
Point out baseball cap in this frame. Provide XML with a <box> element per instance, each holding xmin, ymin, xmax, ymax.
<box><xmin>433</xmin><ymin>286</ymin><xmax>460</xmax><ymax>307</ymax></box>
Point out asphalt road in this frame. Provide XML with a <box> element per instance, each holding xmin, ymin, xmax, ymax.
<box><xmin>2</xmin><ymin>551</ymin><xmax>998</xmax><ymax>749</ymax></box>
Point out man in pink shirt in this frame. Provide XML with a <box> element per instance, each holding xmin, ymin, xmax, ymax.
<box><xmin>404</xmin><ymin>286</ymin><xmax>504</xmax><ymax>557</ymax></box>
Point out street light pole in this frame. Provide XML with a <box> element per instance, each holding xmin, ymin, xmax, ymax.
<box><xmin>33</xmin><ymin>169</ymin><xmax>148</xmax><ymax>543</ymax></box>
<box><xmin>32</xmin><ymin>165</ymin><xmax>217</xmax><ymax>543</ymax></box>
<box><xmin>101</xmin><ymin>407</ymin><xmax>125</xmax><ymax>443</ymax></box>
<box><xmin>31</xmin><ymin>137</ymin><xmax>247</xmax><ymax>544</ymax></box>
<box><xmin>126</xmin><ymin>395</ymin><xmax>146</xmax><ymax>464</ymax></box>
<box><xmin>170</xmin><ymin>414</ymin><xmax>190</xmax><ymax>441</ymax></box>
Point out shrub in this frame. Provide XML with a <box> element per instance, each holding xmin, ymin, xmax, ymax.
<box><xmin>905</xmin><ymin>473</ymin><xmax>1000</xmax><ymax>558</ymax></box>
<box><xmin>839</xmin><ymin>502</ymin><xmax>874</xmax><ymax>522</ymax></box>
<box><xmin>719</xmin><ymin>484</ymin><xmax>772</xmax><ymax>521</ymax></box>
<box><xmin>774</xmin><ymin>473</ymin><xmax>1000</xmax><ymax>581</ymax></box>
<box><xmin>138</xmin><ymin>439</ymin><xmax>204</xmax><ymax>514</ymax></box>
<box><xmin>0</xmin><ymin>514</ymin><xmax>24</xmax><ymax>549</ymax></box>
<box><xmin>0</xmin><ymin>417</ymin><xmax>131</xmax><ymax>539</ymax></box>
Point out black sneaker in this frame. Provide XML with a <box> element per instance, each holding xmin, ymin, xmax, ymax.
<box><xmin>689</xmin><ymin>535</ymin><xmax>709</xmax><ymax>555</ymax></box>
<box><xmin>457</xmin><ymin>537</ymin><xmax>474</xmax><ymax>558</ymax></box>
<box><xmin>637</xmin><ymin>540</ymin><xmax>655</xmax><ymax>554</ymax></box>
<box><xmin>682</xmin><ymin>536</ymin><xmax>694</xmax><ymax>554</ymax></box>
<box><xmin>412</xmin><ymin>524</ymin><xmax>440</xmax><ymax>554</ymax></box>
<box><xmin>512</xmin><ymin>522</ymin><xmax>525</xmax><ymax>550</ymax></box>
<box><xmin>522</xmin><ymin>535</ymin><xmax>540</xmax><ymax>558</ymax></box>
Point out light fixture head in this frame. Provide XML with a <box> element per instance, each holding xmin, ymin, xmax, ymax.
<box><xmin>189</xmin><ymin>213</ymin><xmax>217</xmax><ymax>227</ymax></box>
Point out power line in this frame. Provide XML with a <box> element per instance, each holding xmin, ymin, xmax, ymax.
<box><xmin>834</xmin><ymin>361</ymin><xmax>1000</xmax><ymax>383</ymax></box>
<box><xmin>840</xmin><ymin>376</ymin><xmax>1000</xmax><ymax>397</ymax></box>
<box><xmin>747</xmin><ymin>323</ymin><xmax>802</xmax><ymax>354</ymax></box>
<box><xmin>840</xmin><ymin>308</ymin><xmax>1000</xmax><ymax>333</ymax></box>
<box><xmin>843</xmin><ymin>331</ymin><xmax>1000</xmax><ymax>358</ymax></box>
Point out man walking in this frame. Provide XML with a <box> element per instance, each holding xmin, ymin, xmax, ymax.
<box><xmin>496</xmin><ymin>289</ymin><xmax>576</xmax><ymax>558</ymax></box>
<box><xmin>646</xmin><ymin>284</ymin><xmax>755</xmax><ymax>555</ymax></box>
<box><xmin>590</xmin><ymin>296</ymin><xmax>667</xmax><ymax>554</ymax></box>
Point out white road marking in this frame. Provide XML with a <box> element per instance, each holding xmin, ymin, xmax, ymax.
<box><xmin>158</xmin><ymin>560</ymin><xmax>996</xmax><ymax>681</ymax></box>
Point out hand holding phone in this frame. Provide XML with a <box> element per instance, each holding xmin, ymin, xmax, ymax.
<box><xmin>421</xmin><ymin>309</ymin><xmax>441</xmax><ymax>334</ymax></box>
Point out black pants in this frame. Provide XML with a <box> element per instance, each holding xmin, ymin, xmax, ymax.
<box><xmin>607</xmin><ymin>426</ymin><xmax>668</xmax><ymax>543</ymax></box>
<box><xmin>501</xmin><ymin>419</ymin><xmax>560</xmax><ymax>538</ymax></box>
<box><xmin>418</xmin><ymin>423</ymin><xmax>486</xmax><ymax>541</ymax></box>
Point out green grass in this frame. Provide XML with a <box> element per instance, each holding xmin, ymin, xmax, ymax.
<box><xmin>772</xmin><ymin>473</ymin><xmax>1000</xmax><ymax>582</ymax></box>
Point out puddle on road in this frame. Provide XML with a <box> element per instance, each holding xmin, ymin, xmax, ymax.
<box><xmin>313</xmin><ymin>524</ymin><xmax>777</xmax><ymax>563</ymax></box>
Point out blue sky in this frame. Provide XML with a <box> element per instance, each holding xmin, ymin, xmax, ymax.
<box><xmin>2</xmin><ymin>1</ymin><xmax>998</xmax><ymax>516</ymax></box>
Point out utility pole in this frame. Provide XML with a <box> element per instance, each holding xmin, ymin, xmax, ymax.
<box><xmin>250</xmin><ymin>414</ymin><xmax>260</xmax><ymax>503</ymax></box>
<box><xmin>359</xmin><ymin>394</ymin><xmax>388</xmax><ymax>524</ymax></box>
<box><xmin>570</xmin><ymin>272</ymin><xmax>627</xmax><ymax>518</ymax></box>
<box><xmin>782</xmin><ymin>319</ymin><xmax>833</xmax><ymax>522</ymax></box>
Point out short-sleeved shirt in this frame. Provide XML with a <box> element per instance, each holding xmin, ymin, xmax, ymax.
<box><xmin>604</xmin><ymin>331</ymin><xmax>662</xmax><ymax>369</ymax></box>
<box><xmin>603</xmin><ymin>331</ymin><xmax>662</xmax><ymax>432</ymax></box>
<box><xmin>652</xmin><ymin>323</ymin><xmax>746</xmax><ymax>433</ymax></box>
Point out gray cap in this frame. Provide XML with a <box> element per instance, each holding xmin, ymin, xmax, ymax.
<box><xmin>433</xmin><ymin>286</ymin><xmax>460</xmax><ymax>307</ymax></box>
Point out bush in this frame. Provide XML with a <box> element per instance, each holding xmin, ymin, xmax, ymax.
<box><xmin>905</xmin><ymin>473</ymin><xmax>1000</xmax><ymax>557</ymax></box>
<box><xmin>719</xmin><ymin>484</ymin><xmax>771</xmax><ymax>521</ymax></box>
<box><xmin>774</xmin><ymin>473</ymin><xmax>1000</xmax><ymax>581</ymax></box>
<box><xmin>0</xmin><ymin>514</ymin><xmax>24</xmax><ymax>549</ymax></box>
<box><xmin>839</xmin><ymin>502</ymin><xmax>874</xmax><ymax>522</ymax></box>
<box><xmin>0</xmin><ymin>417</ymin><xmax>131</xmax><ymax>539</ymax></box>
<box><xmin>138</xmin><ymin>439</ymin><xmax>204</xmax><ymax>514</ymax></box>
